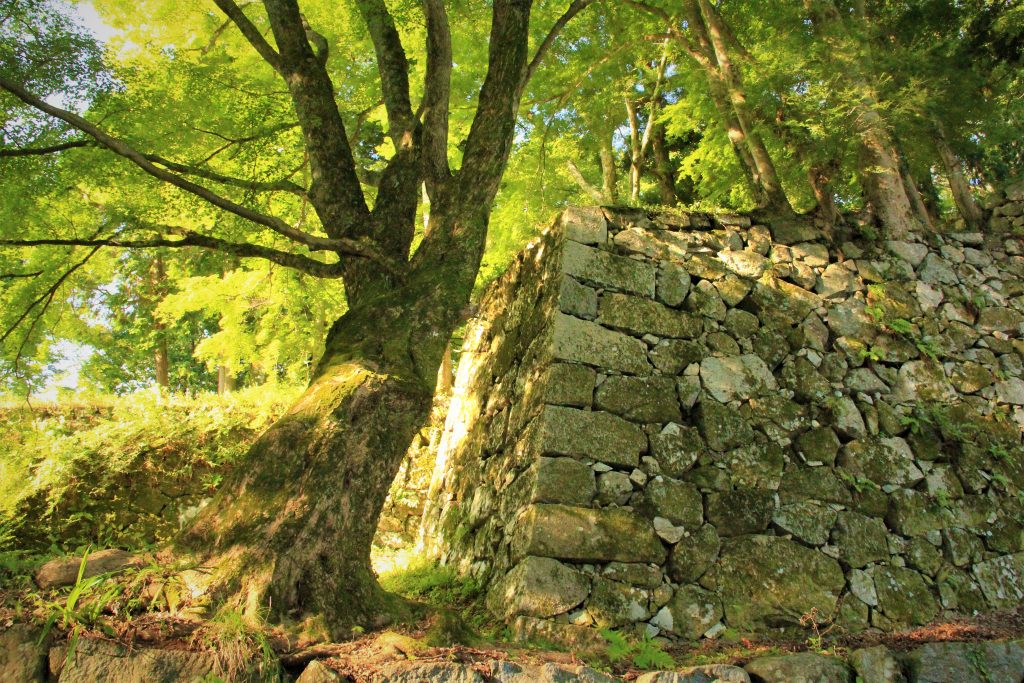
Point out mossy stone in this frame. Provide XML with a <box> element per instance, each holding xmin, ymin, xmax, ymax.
<box><xmin>705</xmin><ymin>489</ymin><xmax>775</xmax><ymax>536</ymax></box>
<box><xmin>666</xmin><ymin>585</ymin><xmax>723</xmax><ymax>640</ymax></box>
<box><xmin>636</xmin><ymin>477</ymin><xmax>703</xmax><ymax>528</ymax></box>
<box><xmin>832</xmin><ymin>512</ymin><xmax>890</xmax><ymax>568</ymax></box>
<box><xmin>703</xmin><ymin>536</ymin><xmax>844</xmax><ymax>631</ymax></box>
<box><xmin>697</xmin><ymin>400</ymin><xmax>755</xmax><ymax>452</ymax></box>
<box><xmin>772</xmin><ymin>501</ymin><xmax>836</xmax><ymax>546</ymax></box>
<box><xmin>870</xmin><ymin>566</ymin><xmax>939</xmax><ymax>626</ymax></box>
<box><xmin>668</xmin><ymin>524</ymin><xmax>721</xmax><ymax>583</ymax></box>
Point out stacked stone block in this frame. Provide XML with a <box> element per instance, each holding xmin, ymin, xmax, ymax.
<box><xmin>422</xmin><ymin>203</ymin><xmax>1024</xmax><ymax>642</ymax></box>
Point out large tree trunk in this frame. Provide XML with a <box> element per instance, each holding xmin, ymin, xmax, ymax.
<box><xmin>178</xmin><ymin>261</ymin><xmax>466</xmax><ymax>637</ymax></box>
<box><xmin>599</xmin><ymin>135</ymin><xmax>619</xmax><ymax>204</ymax></box>
<box><xmin>652</xmin><ymin>122</ymin><xmax>679</xmax><ymax>205</ymax></box>
<box><xmin>935</xmin><ymin>125</ymin><xmax>984</xmax><ymax>229</ymax></box>
<box><xmin>857</xmin><ymin>117</ymin><xmax>919</xmax><ymax>239</ymax></box>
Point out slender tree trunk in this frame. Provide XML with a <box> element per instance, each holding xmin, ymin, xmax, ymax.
<box><xmin>697</xmin><ymin>0</ymin><xmax>792</xmax><ymax>214</ymax></box>
<box><xmin>217</xmin><ymin>366</ymin><xmax>237</xmax><ymax>394</ymax></box>
<box><xmin>652</xmin><ymin>122</ymin><xmax>679</xmax><ymax>205</ymax></box>
<box><xmin>898</xmin><ymin>157</ymin><xmax>934</xmax><ymax>231</ymax></box>
<box><xmin>566</xmin><ymin>159</ymin><xmax>607</xmax><ymax>203</ymax></box>
<box><xmin>935</xmin><ymin>125</ymin><xmax>984</xmax><ymax>229</ymax></box>
<box><xmin>808</xmin><ymin>163</ymin><xmax>839</xmax><ymax>228</ymax></box>
<box><xmin>599</xmin><ymin>135</ymin><xmax>619</xmax><ymax>204</ymax></box>
<box><xmin>150</xmin><ymin>254</ymin><xmax>170</xmax><ymax>389</ymax></box>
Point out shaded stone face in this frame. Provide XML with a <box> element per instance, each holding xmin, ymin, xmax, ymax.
<box><xmin>486</xmin><ymin>556</ymin><xmax>590</xmax><ymax>619</ymax></box>
<box><xmin>870</xmin><ymin>566</ymin><xmax>940</xmax><ymax>626</ymax></box>
<box><xmin>512</xmin><ymin>504</ymin><xmax>666</xmax><ymax>564</ymax></box>
<box><xmin>537</xmin><ymin>405</ymin><xmax>646</xmax><ymax>467</ymax></box>
<box><xmin>562</xmin><ymin>240</ymin><xmax>656</xmax><ymax>296</ymax></box>
<box><xmin>552</xmin><ymin>313</ymin><xmax>651</xmax><ymax>375</ymax></box>
<box><xmin>704</xmin><ymin>536</ymin><xmax>845</xmax><ymax>631</ymax></box>
<box><xmin>594</xmin><ymin>375</ymin><xmax>682</xmax><ymax>423</ymax></box>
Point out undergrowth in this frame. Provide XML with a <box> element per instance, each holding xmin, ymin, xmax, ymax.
<box><xmin>0</xmin><ymin>386</ymin><xmax>298</xmax><ymax>553</ymax></box>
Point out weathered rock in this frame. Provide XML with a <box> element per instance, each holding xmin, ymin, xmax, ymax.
<box><xmin>488</xmin><ymin>661</ymin><xmax>619</xmax><ymax>683</ymax></box>
<box><xmin>886</xmin><ymin>241</ymin><xmax>929</xmax><ymax>267</ymax></box>
<box><xmin>972</xmin><ymin>552</ymin><xmax>1024</xmax><ymax>608</ymax></box>
<box><xmin>559</xmin><ymin>276</ymin><xmax>599</xmax><ymax>319</ymax></box>
<box><xmin>596</xmin><ymin>471</ymin><xmax>634</xmax><ymax>506</ymax></box>
<box><xmin>837</xmin><ymin>437</ymin><xmax>923</xmax><ymax>487</ymax></box>
<box><xmin>650</xmin><ymin>339</ymin><xmax>703</xmax><ymax>375</ymax></box>
<box><xmin>35</xmin><ymin>549</ymin><xmax>143</xmax><ymax>590</ymax></box>
<box><xmin>0</xmin><ymin>626</ymin><xmax>46</xmax><ymax>683</ymax></box>
<box><xmin>510</xmin><ymin>616</ymin><xmax>607</xmax><ymax>654</ymax></box>
<box><xmin>902</xmin><ymin>641</ymin><xmax>1024</xmax><ymax>683</ymax></box>
<box><xmin>561</xmin><ymin>206</ymin><xmax>609</xmax><ymax>245</ymax></box>
<box><xmin>595</xmin><ymin>376</ymin><xmax>682</xmax><ymax>423</ymax></box>
<box><xmin>531</xmin><ymin>457</ymin><xmax>595</xmax><ymax>505</ymax></box>
<box><xmin>718</xmin><ymin>249</ymin><xmax>769</xmax><ymax>278</ymax></box>
<box><xmin>706</xmin><ymin>489</ymin><xmax>775</xmax><ymax>536</ymax></box>
<box><xmin>870</xmin><ymin>566</ymin><xmax>940</xmax><ymax>626</ymax></box>
<box><xmin>636</xmin><ymin>477</ymin><xmax>703</xmax><ymax>527</ymax></box>
<box><xmin>891</xmin><ymin>361</ymin><xmax>956</xmax><ymax>404</ymax></box>
<box><xmin>721</xmin><ymin>442</ymin><xmax>784</xmax><ymax>490</ymax></box>
<box><xmin>669</xmin><ymin>524</ymin><xmax>721</xmax><ymax>583</ymax></box>
<box><xmin>563</xmin><ymin>241</ymin><xmax>656</xmax><ymax>296</ymax></box>
<box><xmin>700</xmin><ymin>355</ymin><xmax>778</xmax><ymax>403</ymax></box>
<box><xmin>372</xmin><ymin>662</ymin><xmax>485</xmax><ymax>683</ymax></box>
<box><xmin>297</xmin><ymin>660</ymin><xmax>343</xmax><ymax>682</ymax></box>
<box><xmin>698</xmin><ymin>400</ymin><xmax>755</xmax><ymax>452</ymax></box>
<box><xmin>538</xmin><ymin>405</ymin><xmax>646</xmax><ymax>467</ymax></box>
<box><xmin>773</xmin><ymin>501</ymin><xmax>837</xmax><ymax>546</ymax></box>
<box><xmin>666</xmin><ymin>585</ymin><xmax>723</xmax><ymax>640</ymax></box>
<box><xmin>795</xmin><ymin>428</ymin><xmax>841</xmax><ymax>466</ymax></box>
<box><xmin>849</xmin><ymin>646</ymin><xmax>905</xmax><ymax>683</ymax></box>
<box><xmin>552</xmin><ymin>313</ymin><xmax>651</xmax><ymax>375</ymax></box>
<box><xmin>52</xmin><ymin>638</ymin><xmax>267</xmax><ymax>683</ymax></box>
<box><xmin>832</xmin><ymin>512</ymin><xmax>890</xmax><ymax>568</ymax></box>
<box><xmin>544</xmin><ymin>363</ymin><xmax>596</xmax><ymax>407</ymax></box>
<box><xmin>636</xmin><ymin>666</ymin><xmax>750</xmax><ymax>683</ymax></box>
<box><xmin>657</xmin><ymin>262</ymin><xmax>692</xmax><ymax>307</ymax></box>
<box><xmin>601</xmin><ymin>293</ymin><xmax>702</xmax><ymax>339</ymax></box>
<box><xmin>744</xmin><ymin>653</ymin><xmax>852</xmax><ymax>683</ymax></box>
<box><xmin>486</xmin><ymin>556</ymin><xmax>590</xmax><ymax>619</ymax></box>
<box><xmin>587</xmin><ymin>577</ymin><xmax>651</xmax><ymax>628</ymax></box>
<box><xmin>650</xmin><ymin>423</ymin><xmax>704</xmax><ymax>478</ymax></box>
<box><xmin>513</xmin><ymin>504</ymin><xmax>666</xmax><ymax>564</ymax></box>
<box><xmin>704</xmin><ymin>536</ymin><xmax>845</xmax><ymax>631</ymax></box>
<box><xmin>977</xmin><ymin>306</ymin><xmax>1024</xmax><ymax>334</ymax></box>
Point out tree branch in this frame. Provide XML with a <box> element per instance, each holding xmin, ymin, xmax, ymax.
<box><xmin>355</xmin><ymin>0</ymin><xmax>416</xmax><ymax>140</ymax></box>
<box><xmin>1</xmin><ymin>245</ymin><xmax>101</xmax><ymax>346</ymax></box>
<box><xmin>421</xmin><ymin>0</ymin><xmax>453</xmax><ymax>191</ymax></box>
<box><xmin>566</xmin><ymin>159</ymin><xmax>606</xmax><ymax>202</ymax></box>
<box><xmin>0</xmin><ymin>231</ymin><xmax>346</xmax><ymax>278</ymax></box>
<box><xmin>143</xmin><ymin>153</ymin><xmax>307</xmax><ymax>195</ymax></box>
<box><xmin>0</xmin><ymin>140</ymin><xmax>92</xmax><ymax>157</ymax></box>
<box><xmin>212</xmin><ymin>0</ymin><xmax>283</xmax><ymax>72</ymax></box>
<box><xmin>0</xmin><ymin>270</ymin><xmax>43</xmax><ymax>280</ymax></box>
<box><xmin>522</xmin><ymin>0</ymin><xmax>597</xmax><ymax>92</ymax></box>
<box><xmin>0</xmin><ymin>76</ymin><xmax>381</xmax><ymax>260</ymax></box>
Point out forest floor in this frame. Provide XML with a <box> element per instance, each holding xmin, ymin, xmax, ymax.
<box><xmin>3</xmin><ymin>554</ymin><xmax>1024</xmax><ymax>680</ymax></box>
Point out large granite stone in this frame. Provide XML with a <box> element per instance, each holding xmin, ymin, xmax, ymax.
<box><xmin>698</xmin><ymin>400</ymin><xmax>755</xmax><ymax>452</ymax></box>
<box><xmin>562</xmin><ymin>240</ymin><xmax>655</xmax><ymax>296</ymax></box>
<box><xmin>486</xmin><ymin>556</ymin><xmax>590</xmax><ymax>619</ymax></box>
<box><xmin>636</xmin><ymin>477</ymin><xmax>703</xmax><ymax>527</ymax></box>
<box><xmin>703</xmin><ymin>536</ymin><xmax>844</xmax><ymax>631</ymax></box>
<box><xmin>531</xmin><ymin>457</ymin><xmax>596</xmax><ymax>506</ymax></box>
<box><xmin>700</xmin><ymin>355</ymin><xmax>778</xmax><ymax>403</ymax></box>
<box><xmin>870</xmin><ymin>566</ymin><xmax>940</xmax><ymax>626</ymax></box>
<box><xmin>513</xmin><ymin>504</ymin><xmax>666</xmax><ymax>564</ymax></box>
<box><xmin>666</xmin><ymin>585</ymin><xmax>723</xmax><ymax>640</ymax></box>
<box><xmin>538</xmin><ymin>405</ymin><xmax>646</xmax><ymax>467</ymax></box>
<box><xmin>837</xmin><ymin>437</ymin><xmax>923</xmax><ymax>487</ymax></box>
<box><xmin>902</xmin><ymin>641</ymin><xmax>1024</xmax><ymax>683</ymax></box>
<box><xmin>595</xmin><ymin>375</ymin><xmax>682</xmax><ymax>423</ymax></box>
<box><xmin>552</xmin><ymin>312</ymin><xmax>651</xmax><ymax>375</ymax></box>
<box><xmin>745</xmin><ymin>653</ymin><xmax>851</xmax><ymax>683</ymax></box>
<box><xmin>600</xmin><ymin>293</ymin><xmax>702</xmax><ymax>339</ymax></box>
<box><xmin>669</xmin><ymin>524</ymin><xmax>721</xmax><ymax>583</ymax></box>
<box><xmin>972</xmin><ymin>552</ymin><xmax>1024</xmax><ymax>608</ymax></box>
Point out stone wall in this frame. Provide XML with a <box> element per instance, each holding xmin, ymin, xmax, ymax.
<box><xmin>421</xmin><ymin>201</ymin><xmax>1024</xmax><ymax>643</ymax></box>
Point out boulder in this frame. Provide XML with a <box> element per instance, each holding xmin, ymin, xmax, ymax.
<box><xmin>636</xmin><ymin>666</ymin><xmax>749</xmax><ymax>683</ymax></box>
<box><xmin>773</xmin><ymin>501</ymin><xmax>837</xmax><ymax>546</ymax></box>
<box><xmin>561</xmin><ymin>206</ymin><xmax>608</xmax><ymax>245</ymax></box>
<box><xmin>698</xmin><ymin>400</ymin><xmax>755</xmax><ymax>452</ymax></box>
<box><xmin>513</xmin><ymin>504</ymin><xmax>666</xmax><ymax>564</ymax></box>
<box><xmin>531</xmin><ymin>457</ymin><xmax>595</xmax><ymax>506</ymax></box>
<box><xmin>972</xmin><ymin>552</ymin><xmax>1024</xmax><ymax>608</ymax></box>
<box><xmin>35</xmin><ymin>549</ymin><xmax>143</xmax><ymax>590</ymax></box>
<box><xmin>902</xmin><ymin>641</ymin><xmax>1024</xmax><ymax>683</ymax></box>
<box><xmin>586</xmin><ymin>577</ymin><xmax>650</xmax><ymax>628</ymax></box>
<box><xmin>636</xmin><ymin>477</ymin><xmax>703</xmax><ymax>528</ymax></box>
<box><xmin>870</xmin><ymin>566</ymin><xmax>940</xmax><ymax>626</ymax></box>
<box><xmin>705</xmin><ymin>489</ymin><xmax>775</xmax><ymax>536</ymax></box>
<box><xmin>601</xmin><ymin>293</ymin><xmax>703</xmax><ymax>339</ymax></box>
<box><xmin>703</xmin><ymin>536</ymin><xmax>844</xmax><ymax>631</ymax></box>
<box><xmin>650</xmin><ymin>423</ymin><xmax>704</xmax><ymax>478</ymax></box>
<box><xmin>0</xmin><ymin>625</ymin><xmax>47</xmax><ymax>683</ymax></box>
<box><xmin>543</xmin><ymin>363</ymin><xmax>596</xmax><ymax>407</ymax></box>
<box><xmin>744</xmin><ymin>653</ymin><xmax>852</xmax><ymax>683</ymax></box>
<box><xmin>486</xmin><ymin>556</ymin><xmax>590</xmax><ymax>619</ymax></box>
